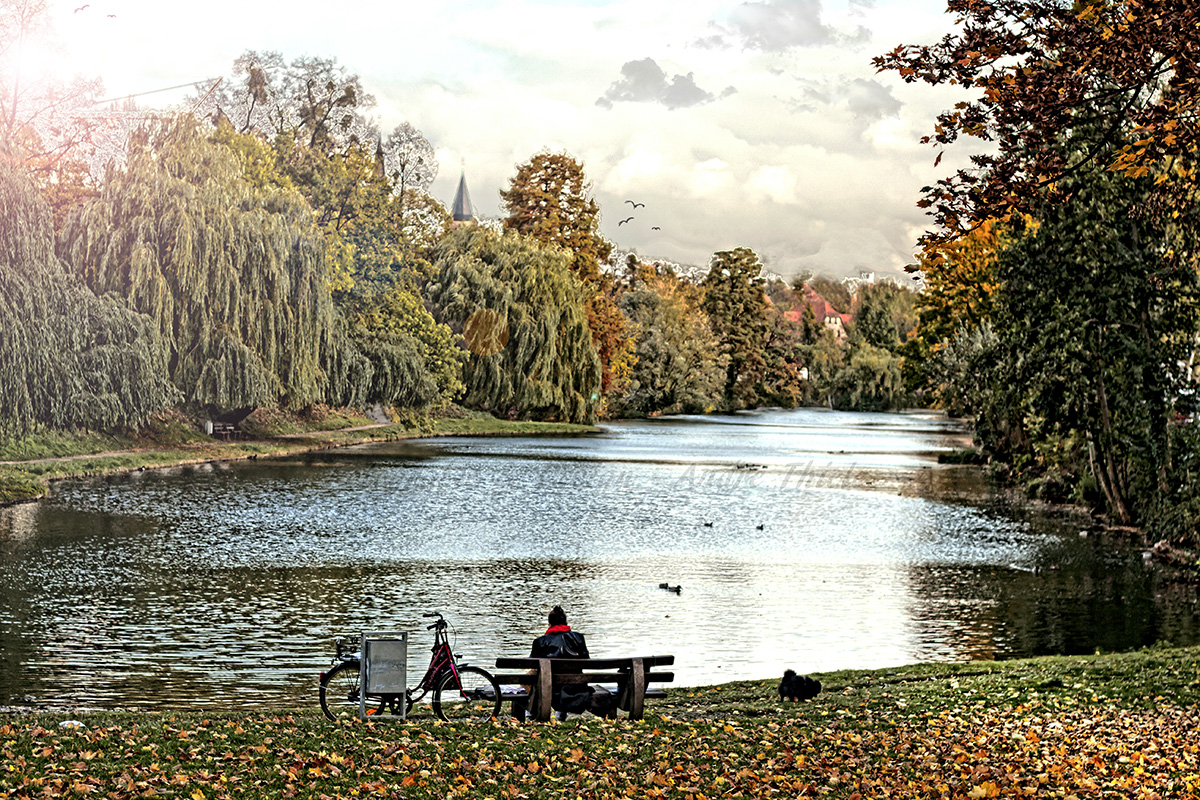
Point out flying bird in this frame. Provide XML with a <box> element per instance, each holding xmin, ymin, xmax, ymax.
<box><xmin>74</xmin><ymin>4</ymin><xmax>89</xmax><ymax>11</ymax></box>
<box><xmin>625</xmin><ymin>200</ymin><xmax>644</xmax><ymax>208</ymax></box>
<box><xmin>651</xmin><ymin>226</ymin><xmax>661</xmax><ymax>230</ymax></box>
<box><xmin>618</xmin><ymin>216</ymin><xmax>634</xmax><ymax>226</ymax></box>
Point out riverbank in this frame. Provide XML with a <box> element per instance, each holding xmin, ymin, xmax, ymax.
<box><xmin>0</xmin><ymin>408</ymin><xmax>599</xmax><ymax>506</ymax></box>
<box><xmin>2</xmin><ymin>645</ymin><xmax>1197</xmax><ymax>799</ymax></box>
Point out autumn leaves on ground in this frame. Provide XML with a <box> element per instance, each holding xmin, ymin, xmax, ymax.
<box><xmin>2</xmin><ymin>646</ymin><xmax>1197</xmax><ymax>799</ymax></box>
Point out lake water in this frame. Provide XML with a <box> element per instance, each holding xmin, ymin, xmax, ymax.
<box><xmin>1</xmin><ymin>408</ymin><xmax>1197</xmax><ymax>711</ymax></box>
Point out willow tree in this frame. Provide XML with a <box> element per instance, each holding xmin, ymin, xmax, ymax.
<box><xmin>0</xmin><ymin>154</ymin><xmax>177</xmax><ymax>437</ymax></box>
<box><xmin>349</xmin><ymin>284</ymin><xmax>466</xmax><ymax>410</ymax></box>
<box><xmin>500</xmin><ymin>151</ymin><xmax>632</xmax><ymax>407</ymax></box>
<box><xmin>613</xmin><ymin>267</ymin><xmax>726</xmax><ymax>417</ymax></box>
<box><xmin>209</xmin><ymin>120</ymin><xmax>458</xmax><ymax>412</ymax></box>
<box><xmin>58</xmin><ymin>116</ymin><xmax>358</xmax><ymax>411</ymax></box>
<box><xmin>426</xmin><ymin>227</ymin><xmax>600</xmax><ymax>424</ymax></box>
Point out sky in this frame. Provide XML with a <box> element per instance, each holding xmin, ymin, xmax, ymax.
<box><xmin>42</xmin><ymin>0</ymin><xmax>971</xmax><ymax>281</ymax></box>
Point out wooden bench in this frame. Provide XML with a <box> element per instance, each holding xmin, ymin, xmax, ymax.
<box><xmin>492</xmin><ymin>655</ymin><xmax>674</xmax><ymax>721</ymax></box>
<box><xmin>209</xmin><ymin>421</ymin><xmax>239</xmax><ymax>440</ymax></box>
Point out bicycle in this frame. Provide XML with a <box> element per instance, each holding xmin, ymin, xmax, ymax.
<box><xmin>319</xmin><ymin>611</ymin><xmax>502</xmax><ymax>722</ymax></box>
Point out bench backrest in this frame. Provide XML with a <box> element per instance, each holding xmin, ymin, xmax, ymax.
<box><xmin>494</xmin><ymin>655</ymin><xmax>674</xmax><ymax>672</ymax></box>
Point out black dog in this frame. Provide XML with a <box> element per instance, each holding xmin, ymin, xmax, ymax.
<box><xmin>779</xmin><ymin>669</ymin><xmax>821</xmax><ymax>701</ymax></box>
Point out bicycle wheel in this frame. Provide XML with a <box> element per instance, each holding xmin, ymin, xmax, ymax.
<box><xmin>319</xmin><ymin>661</ymin><xmax>385</xmax><ymax>721</ymax></box>
<box><xmin>432</xmin><ymin>666</ymin><xmax>502</xmax><ymax>722</ymax></box>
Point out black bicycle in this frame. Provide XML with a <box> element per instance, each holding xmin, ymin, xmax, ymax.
<box><xmin>319</xmin><ymin>612</ymin><xmax>502</xmax><ymax>722</ymax></box>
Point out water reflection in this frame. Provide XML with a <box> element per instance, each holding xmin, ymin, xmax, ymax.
<box><xmin>0</xmin><ymin>408</ymin><xmax>1196</xmax><ymax>710</ymax></box>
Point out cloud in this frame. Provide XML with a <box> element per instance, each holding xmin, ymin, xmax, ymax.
<box><xmin>783</xmin><ymin>76</ymin><xmax>901</xmax><ymax>121</ymax></box>
<box><xmin>699</xmin><ymin>0</ymin><xmax>870</xmax><ymax>51</ymax></box>
<box><xmin>597</xmin><ymin>58</ymin><xmax>735</xmax><ymax>110</ymax></box>
<box><xmin>844</xmin><ymin>78</ymin><xmax>901</xmax><ymax>119</ymax></box>
<box><xmin>747</xmin><ymin>165</ymin><xmax>799</xmax><ymax>204</ymax></box>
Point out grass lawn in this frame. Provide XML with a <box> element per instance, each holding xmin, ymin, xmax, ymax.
<box><xmin>2</xmin><ymin>645</ymin><xmax>1198</xmax><ymax>798</ymax></box>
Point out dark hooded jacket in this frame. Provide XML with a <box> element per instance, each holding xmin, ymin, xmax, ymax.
<box><xmin>530</xmin><ymin>625</ymin><xmax>590</xmax><ymax>660</ymax></box>
<box><xmin>530</xmin><ymin>625</ymin><xmax>592</xmax><ymax>713</ymax></box>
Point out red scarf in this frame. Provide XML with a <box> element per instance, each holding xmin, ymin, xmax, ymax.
<box><xmin>545</xmin><ymin>624</ymin><xmax>571</xmax><ymax>634</ymax></box>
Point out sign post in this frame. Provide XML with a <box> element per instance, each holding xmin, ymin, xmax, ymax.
<box><xmin>360</xmin><ymin>632</ymin><xmax>408</xmax><ymax>720</ymax></box>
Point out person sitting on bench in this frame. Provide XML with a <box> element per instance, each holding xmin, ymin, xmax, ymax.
<box><xmin>518</xmin><ymin>605</ymin><xmax>600</xmax><ymax>719</ymax></box>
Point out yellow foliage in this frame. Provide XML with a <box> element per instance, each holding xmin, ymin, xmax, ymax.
<box><xmin>914</xmin><ymin>217</ymin><xmax>1026</xmax><ymax>347</ymax></box>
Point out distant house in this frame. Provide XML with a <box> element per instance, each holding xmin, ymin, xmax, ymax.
<box><xmin>785</xmin><ymin>285</ymin><xmax>853</xmax><ymax>340</ymax></box>
<box><xmin>842</xmin><ymin>271</ymin><xmax>876</xmax><ymax>293</ymax></box>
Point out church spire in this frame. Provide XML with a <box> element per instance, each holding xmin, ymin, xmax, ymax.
<box><xmin>451</xmin><ymin>165</ymin><xmax>474</xmax><ymax>224</ymax></box>
<box><xmin>374</xmin><ymin>134</ymin><xmax>386</xmax><ymax>180</ymax></box>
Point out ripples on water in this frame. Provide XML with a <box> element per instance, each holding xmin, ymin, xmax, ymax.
<box><xmin>1</xmin><ymin>408</ymin><xmax>1196</xmax><ymax>710</ymax></box>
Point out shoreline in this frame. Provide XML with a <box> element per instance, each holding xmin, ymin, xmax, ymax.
<box><xmin>0</xmin><ymin>416</ymin><xmax>601</xmax><ymax>507</ymax></box>
<box><xmin>2</xmin><ymin>642</ymin><xmax>1197</xmax><ymax>719</ymax></box>
<box><xmin>0</xmin><ymin>406</ymin><xmax>964</xmax><ymax>506</ymax></box>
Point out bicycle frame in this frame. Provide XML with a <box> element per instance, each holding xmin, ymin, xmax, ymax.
<box><xmin>411</xmin><ymin>626</ymin><xmax>464</xmax><ymax>697</ymax></box>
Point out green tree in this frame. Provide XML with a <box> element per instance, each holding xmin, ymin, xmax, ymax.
<box><xmin>58</xmin><ymin>116</ymin><xmax>359</xmax><ymax>412</ymax></box>
<box><xmin>853</xmin><ymin>300</ymin><xmax>898</xmax><ymax>352</ymax></box>
<box><xmin>758</xmin><ymin>306</ymin><xmax>807</xmax><ymax>408</ymax></box>
<box><xmin>348</xmin><ymin>285</ymin><xmax>465</xmax><ymax>410</ymax></box>
<box><xmin>923</xmin><ymin>322</ymin><xmax>1000</xmax><ymax>419</ymax></box>
<box><xmin>987</xmin><ymin>160</ymin><xmax>1200</xmax><ymax>525</ymax></box>
<box><xmin>800</xmin><ymin>326</ymin><xmax>846</xmax><ymax>408</ymax></box>
<box><xmin>0</xmin><ymin>152</ymin><xmax>177</xmax><ymax>437</ymax></box>
<box><xmin>901</xmin><ymin>218</ymin><xmax>1013</xmax><ymax>405</ymax></box>
<box><xmin>702</xmin><ymin>247</ymin><xmax>769</xmax><ymax>409</ymax></box>
<box><xmin>427</xmin><ymin>227</ymin><xmax>600</xmax><ymax>423</ymax></box>
<box><xmin>614</xmin><ymin>269</ymin><xmax>726</xmax><ymax>417</ymax></box>
<box><xmin>852</xmin><ymin>282</ymin><xmax>918</xmax><ymax>352</ymax></box>
<box><xmin>876</xmin><ymin>0</ymin><xmax>1200</xmax><ymax>551</ymax></box>
<box><xmin>833</xmin><ymin>343</ymin><xmax>905</xmax><ymax>411</ymax></box>
<box><xmin>201</xmin><ymin>51</ymin><xmax>448</xmax><ymax>290</ymax></box>
<box><xmin>827</xmin><ymin>283</ymin><xmax>912</xmax><ymax>411</ymax></box>
<box><xmin>807</xmin><ymin>275</ymin><xmax>852</xmax><ymax>314</ymax></box>
<box><xmin>208</xmin><ymin>119</ymin><xmax>295</xmax><ymax>192</ymax></box>
<box><xmin>209</xmin><ymin>116</ymin><xmax>458</xmax><ymax>413</ymax></box>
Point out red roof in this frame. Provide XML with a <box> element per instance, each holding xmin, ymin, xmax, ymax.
<box><xmin>784</xmin><ymin>285</ymin><xmax>852</xmax><ymax>327</ymax></box>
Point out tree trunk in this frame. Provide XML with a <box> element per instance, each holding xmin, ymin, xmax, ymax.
<box><xmin>1138</xmin><ymin>307</ymin><xmax>1171</xmax><ymax>494</ymax></box>
<box><xmin>1096</xmin><ymin>371</ymin><xmax>1133</xmax><ymax>523</ymax></box>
